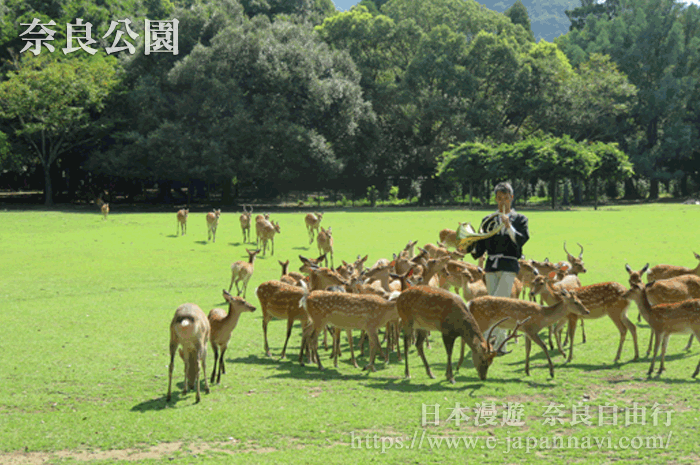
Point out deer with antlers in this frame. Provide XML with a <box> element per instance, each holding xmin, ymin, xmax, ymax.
<box><xmin>176</xmin><ymin>209</ymin><xmax>188</xmax><ymax>236</ymax></box>
<box><xmin>317</xmin><ymin>226</ymin><xmax>334</xmax><ymax>268</ymax></box>
<box><xmin>626</xmin><ymin>283</ymin><xmax>700</xmax><ymax>377</ymax></box>
<box><xmin>305</xmin><ymin>212</ymin><xmax>323</xmax><ymax>244</ymax></box>
<box><xmin>229</xmin><ymin>248</ymin><xmax>260</xmax><ymax>298</ymax></box>
<box><xmin>206</xmin><ymin>209</ymin><xmax>221</xmax><ymax>243</ymax></box>
<box><xmin>647</xmin><ymin>252</ymin><xmax>700</xmax><ymax>282</ymax></box>
<box><xmin>395</xmin><ymin>282</ymin><xmax>518</xmax><ymax>383</ymax></box>
<box><xmin>239</xmin><ymin>205</ymin><xmax>252</xmax><ymax>243</ymax></box>
<box><xmin>563</xmin><ymin>242</ymin><xmax>587</xmax><ymax>275</ymax></box>
<box><xmin>626</xmin><ymin>263</ymin><xmax>700</xmax><ymax>354</ymax></box>
<box><xmin>167</xmin><ymin>303</ymin><xmax>210</xmax><ymax>403</ymax></box>
<box><xmin>465</xmin><ymin>288</ymin><xmax>589</xmax><ymax>377</ymax></box>
<box><xmin>208</xmin><ymin>290</ymin><xmax>256</xmax><ymax>383</ymax></box>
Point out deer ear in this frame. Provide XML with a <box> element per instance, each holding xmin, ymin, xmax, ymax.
<box><xmin>407</xmin><ymin>268</ymin><xmax>414</xmax><ymax>278</ymax></box>
<box><xmin>548</xmin><ymin>271</ymin><xmax>557</xmax><ymax>280</ymax></box>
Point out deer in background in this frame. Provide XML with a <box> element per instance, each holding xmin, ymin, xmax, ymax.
<box><xmin>176</xmin><ymin>209</ymin><xmax>188</xmax><ymax>236</ymax></box>
<box><xmin>254</xmin><ymin>213</ymin><xmax>271</xmax><ymax>246</ymax></box>
<box><xmin>279</xmin><ymin>260</ymin><xmax>305</xmax><ymax>286</ymax></box>
<box><xmin>229</xmin><ymin>249</ymin><xmax>260</xmax><ymax>298</ymax></box>
<box><xmin>167</xmin><ymin>303</ymin><xmax>210</xmax><ymax>403</ymax></box>
<box><xmin>438</xmin><ymin>224</ymin><xmax>466</xmax><ymax>249</ymax></box>
<box><xmin>206</xmin><ymin>209</ymin><xmax>221</xmax><ymax>242</ymax></box>
<box><xmin>96</xmin><ymin>198</ymin><xmax>109</xmax><ymax>220</ymax></box>
<box><xmin>239</xmin><ymin>205</ymin><xmax>252</xmax><ymax>243</ymax></box>
<box><xmin>465</xmin><ymin>288</ymin><xmax>589</xmax><ymax>378</ymax></box>
<box><xmin>208</xmin><ymin>290</ymin><xmax>256</xmax><ymax>384</ymax></box>
<box><xmin>259</xmin><ymin>220</ymin><xmax>281</xmax><ymax>256</ymax></box>
<box><xmin>647</xmin><ymin>252</ymin><xmax>700</xmax><ymax>282</ymax></box>
<box><xmin>626</xmin><ymin>263</ymin><xmax>700</xmax><ymax>354</ymax></box>
<box><xmin>317</xmin><ymin>226</ymin><xmax>334</xmax><ymax>268</ymax></box>
<box><xmin>305</xmin><ymin>212</ymin><xmax>323</xmax><ymax>244</ymax></box>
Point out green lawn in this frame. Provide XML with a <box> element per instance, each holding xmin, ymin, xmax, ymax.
<box><xmin>1</xmin><ymin>204</ymin><xmax>698</xmax><ymax>463</ymax></box>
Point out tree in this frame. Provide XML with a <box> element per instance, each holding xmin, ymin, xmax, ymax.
<box><xmin>436</xmin><ymin>141</ymin><xmax>492</xmax><ymax>207</ymax></box>
<box><xmin>588</xmin><ymin>141</ymin><xmax>634</xmax><ymax>208</ymax></box>
<box><xmin>0</xmin><ymin>54</ymin><xmax>118</xmax><ymax>205</ymax></box>
<box><xmin>505</xmin><ymin>0</ymin><xmax>535</xmax><ymax>41</ymax></box>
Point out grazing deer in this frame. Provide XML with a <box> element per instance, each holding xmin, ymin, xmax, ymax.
<box><xmin>305</xmin><ymin>212</ymin><xmax>324</xmax><ymax>244</ymax></box>
<box><xmin>229</xmin><ymin>249</ymin><xmax>261</xmax><ymax>298</ymax></box>
<box><xmin>259</xmin><ymin>220</ymin><xmax>281</xmax><ymax>256</ymax></box>
<box><xmin>206</xmin><ymin>209</ymin><xmax>221</xmax><ymax>242</ymax></box>
<box><xmin>256</xmin><ymin>281</ymin><xmax>308</xmax><ymax>359</ymax></box>
<box><xmin>395</xmin><ymin>284</ymin><xmax>516</xmax><ymax>383</ymax></box>
<box><xmin>530</xmin><ymin>276</ymin><xmax>637</xmax><ymax>363</ymax></box>
<box><xmin>298</xmin><ymin>286</ymin><xmax>401</xmax><ymax>373</ymax></box>
<box><xmin>626</xmin><ymin>283</ymin><xmax>700</xmax><ymax>377</ymax></box>
<box><xmin>239</xmin><ymin>205</ymin><xmax>252</xmax><ymax>243</ymax></box>
<box><xmin>167</xmin><ymin>303</ymin><xmax>210</xmax><ymax>403</ymax></box>
<box><xmin>209</xmin><ymin>290</ymin><xmax>256</xmax><ymax>383</ymax></box>
<box><xmin>176</xmin><ymin>209</ymin><xmax>188</xmax><ymax>235</ymax></box>
<box><xmin>626</xmin><ymin>263</ymin><xmax>700</xmax><ymax>354</ymax></box>
<box><xmin>438</xmin><ymin>224</ymin><xmax>465</xmax><ymax>249</ymax></box>
<box><xmin>647</xmin><ymin>252</ymin><xmax>700</xmax><ymax>282</ymax></box>
<box><xmin>466</xmin><ymin>289</ymin><xmax>589</xmax><ymax>377</ymax></box>
<box><xmin>317</xmin><ymin>226</ymin><xmax>334</xmax><ymax>268</ymax></box>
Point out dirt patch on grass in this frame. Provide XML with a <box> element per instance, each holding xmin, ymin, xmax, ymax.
<box><xmin>1</xmin><ymin>439</ymin><xmax>295</xmax><ymax>463</ymax></box>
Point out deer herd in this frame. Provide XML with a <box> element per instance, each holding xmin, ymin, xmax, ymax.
<box><xmin>166</xmin><ymin>207</ymin><xmax>700</xmax><ymax>403</ymax></box>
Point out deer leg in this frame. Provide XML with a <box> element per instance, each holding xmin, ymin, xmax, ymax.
<box><xmin>530</xmin><ymin>332</ymin><xmax>555</xmax><ymax>378</ymax></box>
<box><xmin>167</xmin><ymin>344</ymin><xmax>177</xmax><ymax>402</ymax></box>
<box><xmin>564</xmin><ymin>316</ymin><xmax>576</xmax><ymax>363</ymax></box>
<box><xmin>611</xmin><ymin>315</ymin><xmax>629</xmax><ymax>363</ymax></box>
<box><xmin>684</xmin><ymin>334</ymin><xmax>694</xmax><ymax>351</ymax></box>
<box><xmin>263</xmin><ymin>314</ymin><xmax>273</xmax><ymax>357</ymax></box>
<box><xmin>525</xmin><ymin>337</ymin><xmax>531</xmax><ymax>376</ymax></box>
<box><xmin>359</xmin><ymin>330</ymin><xmax>367</xmax><ymax>357</ymax></box>
<box><xmin>415</xmin><ymin>329</ymin><xmax>435</xmax><ymax>379</ymax></box>
<box><xmin>648</xmin><ymin>331</ymin><xmax>662</xmax><ymax>376</ymax></box>
<box><xmin>279</xmin><ymin>316</ymin><xmax>296</xmax><ymax>360</ymax></box>
<box><xmin>332</xmin><ymin>329</ymin><xmax>341</xmax><ymax>368</ymax></box>
<box><xmin>622</xmin><ymin>313</ymin><xmax>639</xmax><ymax>361</ymax></box>
<box><xmin>219</xmin><ymin>346</ymin><xmax>227</xmax><ymax>377</ymax></box>
<box><xmin>456</xmin><ymin>338</ymin><xmax>466</xmax><ymax>372</ymax></box>
<box><xmin>201</xmin><ymin>347</ymin><xmax>209</xmax><ymax>395</ymax></box>
<box><xmin>580</xmin><ymin>319</ymin><xmax>586</xmax><ymax>343</ymax></box>
<box><xmin>657</xmin><ymin>333</ymin><xmax>671</xmax><ymax>376</ymax></box>
<box><xmin>692</xmin><ymin>330</ymin><xmax>700</xmax><ymax>378</ymax></box>
<box><xmin>442</xmin><ymin>333</ymin><xmax>457</xmax><ymax>384</ymax></box>
<box><xmin>347</xmin><ymin>329</ymin><xmax>357</xmax><ymax>368</ymax></box>
<box><xmin>395</xmin><ymin>323</ymin><xmax>402</xmax><ymax>362</ymax></box>
<box><xmin>210</xmin><ymin>345</ymin><xmax>219</xmax><ymax>384</ymax></box>
<box><xmin>646</xmin><ymin>328</ymin><xmax>654</xmax><ymax>357</ymax></box>
<box><xmin>364</xmin><ymin>330</ymin><xmax>380</xmax><ymax>372</ymax></box>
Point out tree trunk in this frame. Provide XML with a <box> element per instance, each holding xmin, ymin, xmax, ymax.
<box><xmin>594</xmin><ymin>178</ymin><xmax>598</xmax><ymax>210</ymax></box>
<box><xmin>562</xmin><ymin>180</ymin><xmax>570</xmax><ymax>206</ymax></box>
<box><xmin>573</xmin><ymin>180</ymin><xmax>583</xmax><ymax>205</ymax></box>
<box><xmin>43</xmin><ymin>162</ymin><xmax>53</xmax><ymax>206</ymax></box>
<box><xmin>623</xmin><ymin>178</ymin><xmax>639</xmax><ymax>199</ymax></box>
<box><xmin>681</xmin><ymin>173</ymin><xmax>689</xmax><ymax>197</ymax></box>
<box><xmin>648</xmin><ymin>179</ymin><xmax>659</xmax><ymax>200</ymax></box>
<box><xmin>469</xmin><ymin>180</ymin><xmax>473</xmax><ymax>209</ymax></box>
<box><xmin>550</xmin><ymin>179</ymin><xmax>557</xmax><ymax>210</ymax></box>
<box><xmin>222</xmin><ymin>177</ymin><xmax>233</xmax><ymax>205</ymax></box>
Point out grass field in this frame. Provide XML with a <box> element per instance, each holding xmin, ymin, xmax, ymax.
<box><xmin>1</xmin><ymin>204</ymin><xmax>699</xmax><ymax>464</ymax></box>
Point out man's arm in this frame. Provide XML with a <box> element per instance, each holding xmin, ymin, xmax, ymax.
<box><xmin>511</xmin><ymin>214</ymin><xmax>529</xmax><ymax>248</ymax></box>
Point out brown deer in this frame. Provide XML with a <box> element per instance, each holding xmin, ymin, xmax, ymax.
<box><xmin>279</xmin><ymin>260</ymin><xmax>305</xmax><ymax>286</ymax></box>
<box><xmin>466</xmin><ymin>288</ymin><xmax>589</xmax><ymax>377</ymax></box>
<box><xmin>176</xmin><ymin>209</ymin><xmax>188</xmax><ymax>235</ymax></box>
<box><xmin>298</xmin><ymin>286</ymin><xmax>401</xmax><ymax>373</ymax></box>
<box><xmin>254</xmin><ymin>213</ymin><xmax>271</xmax><ymax>246</ymax></box>
<box><xmin>563</xmin><ymin>242</ymin><xmax>587</xmax><ymax>275</ymax></box>
<box><xmin>438</xmin><ymin>224</ymin><xmax>466</xmax><ymax>249</ymax></box>
<box><xmin>209</xmin><ymin>290</ymin><xmax>256</xmax><ymax>383</ymax></box>
<box><xmin>626</xmin><ymin>283</ymin><xmax>700</xmax><ymax>377</ymax></box>
<box><xmin>96</xmin><ymin>197</ymin><xmax>109</xmax><ymax>220</ymax></box>
<box><xmin>229</xmin><ymin>249</ymin><xmax>260</xmax><ymax>298</ymax></box>
<box><xmin>530</xmin><ymin>276</ymin><xmax>637</xmax><ymax>363</ymax></box>
<box><xmin>626</xmin><ymin>263</ymin><xmax>700</xmax><ymax>354</ymax></box>
<box><xmin>317</xmin><ymin>226</ymin><xmax>334</xmax><ymax>268</ymax></box>
<box><xmin>305</xmin><ymin>212</ymin><xmax>323</xmax><ymax>244</ymax></box>
<box><xmin>256</xmin><ymin>281</ymin><xmax>308</xmax><ymax>358</ymax></box>
<box><xmin>167</xmin><ymin>303</ymin><xmax>210</xmax><ymax>403</ymax></box>
<box><xmin>395</xmin><ymin>284</ymin><xmax>517</xmax><ymax>383</ymax></box>
<box><xmin>206</xmin><ymin>209</ymin><xmax>221</xmax><ymax>242</ymax></box>
<box><xmin>647</xmin><ymin>252</ymin><xmax>700</xmax><ymax>282</ymax></box>
<box><xmin>239</xmin><ymin>205</ymin><xmax>252</xmax><ymax>243</ymax></box>
<box><xmin>259</xmin><ymin>220</ymin><xmax>281</xmax><ymax>256</ymax></box>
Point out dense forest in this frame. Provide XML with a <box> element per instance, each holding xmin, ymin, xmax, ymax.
<box><xmin>0</xmin><ymin>0</ymin><xmax>699</xmax><ymax>207</ymax></box>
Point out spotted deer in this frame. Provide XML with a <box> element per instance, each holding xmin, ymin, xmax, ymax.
<box><xmin>167</xmin><ymin>303</ymin><xmax>210</xmax><ymax>403</ymax></box>
<box><xmin>395</xmin><ymin>284</ymin><xmax>517</xmax><ymax>383</ymax></box>
<box><xmin>305</xmin><ymin>212</ymin><xmax>323</xmax><ymax>244</ymax></box>
<box><xmin>626</xmin><ymin>263</ymin><xmax>700</xmax><ymax>354</ymax></box>
<box><xmin>176</xmin><ymin>209</ymin><xmax>188</xmax><ymax>235</ymax></box>
<box><xmin>279</xmin><ymin>260</ymin><xmax>305</xmax><ymax>286</ymax></box>
<box><xmin>239</xmin><ymin>205</ymin><xmax>252</xmax><ymax>243</ymax></box>
<box><xmin>563</xmin><ymin>242</ymin><xmax>587</xmax><ymax>275</ymax></box>
<box><xmin>256</xmin><ymin>281</ymin><xmax>308</xmax><ymax>359</ymax></box>
<box><xmin>228</xmin><ymin>249</ymin><xmax>260</xmax><ymax>298</ymax></box>
<box><xmin>465</xmin><ymin>288</ymin><xmax>589</xmax><ymax>377</ymax></box>
<box><xmin>647</xmin><ymin>252</ymin><xmax>700</xmax><ymax>282</ymax></box>
<box><xmin>208</xmin><ymin>290</ymin><xmax>256</xmax><ymax>383</ymax></box>
<box><xmin>206</xmin><ymin>209</ymin><xmax>221</xmax><ymax>242</ymax></box>
<box><xmin>317</xmin><ymin>226</ymin><xmax>334</xmax><ymax>268</ymax></box>
<box><xmin>626</xmin><ymin>284</ymin><xmax>700</xmax><ymax>377</ymax></box>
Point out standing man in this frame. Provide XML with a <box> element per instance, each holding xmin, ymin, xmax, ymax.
<box><xmin>471</xmin><ymin>182</ymin><xmax>529</xmax><ymax>348</ymax></box>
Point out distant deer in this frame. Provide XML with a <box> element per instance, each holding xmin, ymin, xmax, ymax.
<box><xmin>239</xmin><ymin>205</ymin><xmax>252</xmax><ymax>243</ymax></box>
<box><xmin>206</xmin><ymin>209</ymin><xmax>221</xmax><ymax>242</ymax></box>
<box><xmin>317</xmin><ymin>226</ymin><xmax>334</xmax><ymax>268</ymax></box>
<box><xmin>176</xmin><ymin>209</ymin><xmax>188</xmax><ymax>236</ymax></box>
<box><xmin>259</xmin><ymin>220</ymin><xmax>281</xmax><ymax>256</ymax></box>
<box><xmin>167</xmin><ymin>303</ymin><xmax>210</xmax><ymax>403</ymax></box>
<box><xmin>96</xmin><ymin>198</ymin><xmax>109</xmax><ymax>220</ymax></box>
<box><xmin>229</xmin><ymin>249</ymin><xmax>261</xmax><ymax>298</ymax></box>
<box><xmin>438</xmin><ymin>224</ymin><xmax>467</xmax><ymax>249</ymax></box>
<box><xmin>647</xmin><ymin>252</ymin><xmax>700</xmax><ymax>282</ymax></box>
<box><xmin>305</xmin><ymin>212</ymin><xmax>323</xmax><ymax>244</ymax></box>
<box><xmin>208</xmin><ymin>290</ymin><xmax>256</xmax><ymax>383</ymax></box>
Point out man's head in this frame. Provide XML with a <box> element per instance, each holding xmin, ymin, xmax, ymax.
<box><xmin>494</xmin><ymin>182</ymin><xmax>513</xmax><ymax>211</ymax></box>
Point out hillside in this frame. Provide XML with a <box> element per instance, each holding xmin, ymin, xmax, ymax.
<box><xmin>479</xmin><ymin>0</ymin><xmax>578</xmax><ymax>42</ymax></box>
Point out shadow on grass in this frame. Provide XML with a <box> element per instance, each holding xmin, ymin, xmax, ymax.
<box><xmin>131</xmin><ymin>382</ymin><xmax>207</xmax><ymax>412</ymax></box>
<box><xmin>194</xmin><ymin>240</ymin><xmax>208</xmax><ymax>245</ymax></box>
<box><xmin>291</xmin><ymin>247</ymin><xmax>310</xmax><ymax>251</ymax></box>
